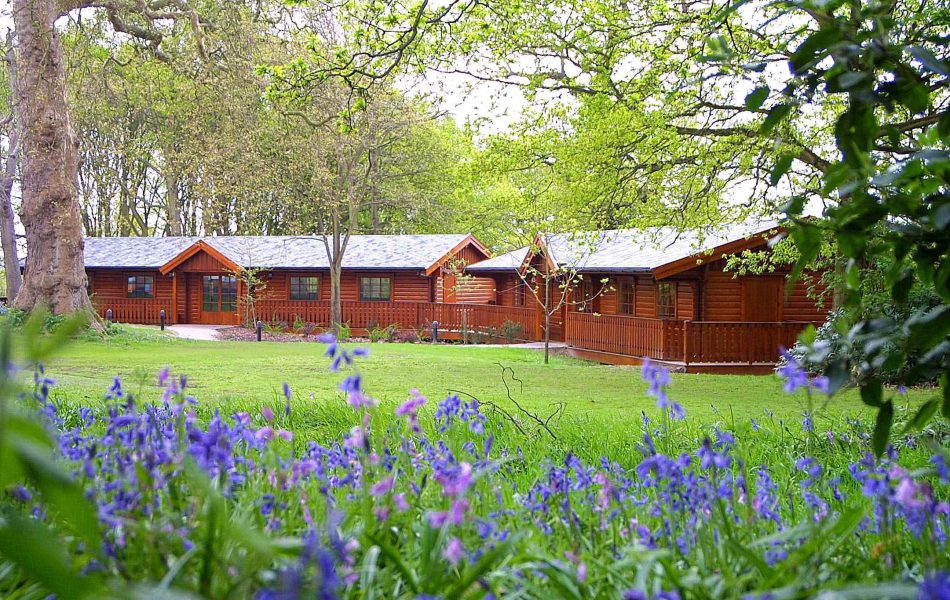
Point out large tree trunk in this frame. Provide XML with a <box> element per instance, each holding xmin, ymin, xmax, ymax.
<box><xmin>1</xmin><ymin>33</ymin><xmax>23</xmax><ymax>303</ymax></box>
<box><xmin>12</xmin><ymin>0</ymin><xmax>96</xmax><ymax>318</ymax></box>
<box><xmin>0</xmin><ymin>130</ymin><xmax>22</xmax><ymax>303</ymax></box>
<box><xmin>165</xmin><ymin>159</ymin><xmax>183</xmax><ymax>236</ymax></box>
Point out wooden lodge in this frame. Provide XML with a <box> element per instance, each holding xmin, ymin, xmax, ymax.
<box><xmin>466</xmin><ymin>222</ymin><xmax>830</xmax><ymax>373</ymax></box>
<box><xmin>84</xmin><ymin>234</ymin><xmax>496</xmax><ymax>328</ymax></box>
<box><xmin>78</xmin><ymin>223</ymin><xmax>830</xmax><ymax>373</ymax></box>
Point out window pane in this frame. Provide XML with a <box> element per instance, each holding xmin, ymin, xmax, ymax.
<box><xmin>203</xmin><ymin>276</ymin><xmax>219</xmax><ymax>312</ymax></box>
<box><xmin>360</xmin><ymin>277</ymin><xmax>391</xmax><ymax>301</ymax></box>
<box><xmin>290</xmin><ymin>276</ymin><xmax>319</xmax><ymax>301</ymax></box>
<box><xmin>221</xmin><ymin>276</ymin><xmax>237</xmax><ymax>312</ymax></box>
<box><xmin>657</xmin><ymin>282</ymin><xmax>676</xmax><ymax>319</ymax></box>
<box><xmin>126</xmin><ymin>275</ymin><xmax>154</xmax><ymax>299</ymax></box>
<box><xmin>619</xmin><ymin>281</ymin><xmax>635</xmax><ymax>315</ymax></box>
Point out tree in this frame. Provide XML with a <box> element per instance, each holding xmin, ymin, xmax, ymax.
<box><xmin>1</xmin><ymin>32</ymin><xmax>23</xmax><ymax>302</ymax></box>
<box><xmin>11</xmin><ymin>0</ymin><xmax>206</xmax><ymax>316</ymax></box>
<box><xmin>729</xmin><ymin>0</ymin><xmax>950</xmax><ymax>452</ymax></box>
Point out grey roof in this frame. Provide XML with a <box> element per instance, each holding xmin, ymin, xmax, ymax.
<box><xmin>466</xmin><ymin>247</ymin><xmax>530</xmax><ymax>272</ymax></box>
<box><xmin>539</xmin><ymin>220</ymin><xmax>782</xmax><ymax>273</ymax></box>
<box><xmin>81</xmin><ymin>234</ymin><xmax>473</xmax><ymax>270</ymax></box>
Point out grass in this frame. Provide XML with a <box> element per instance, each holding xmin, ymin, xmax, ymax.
<box><xmin>41</xmin><ymin>326</ymin><xmax>934</xmax><ymax>441</ymax></box>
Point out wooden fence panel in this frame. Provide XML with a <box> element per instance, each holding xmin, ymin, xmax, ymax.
<box><xmin>683</xmin><ymin>321</ymin><xmax>812</xmax><ymax>363</ymax></box>
<box><xmin>565</xmin><ymin>312</ymin><xmax>667</xmax><ymax>357</ymax></box>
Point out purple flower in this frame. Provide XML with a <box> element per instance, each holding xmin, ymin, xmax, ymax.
<box><xmin>919</xmin><ymin>571</ymin><xmax>950</xmax><ymax>600</ymax></box>
<box><xmin>262</xmin><ymin>405</ymin><xmax>274</xmax><ymax>422</ymax></box>
<box><xmin>370</xmin><ymin>476</ymin><xmax>395</xmax><ymax>497</ymax></box>
<box><xmin>778</xmin><ymin>350</ymin><xmax>809</xmax><ymax>393</ymax></box>
<box><xmin>443</xmin><ymin>537</ymin><xmax>464</xmax><ymax>564</ymax></box>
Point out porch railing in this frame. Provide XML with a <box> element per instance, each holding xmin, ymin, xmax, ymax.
<box><xmin>564</xmin><ymin>312</ymin><xmax>815</xmax><ymax>364</ymax></box>
<box><xmin>91</xmin><ymin>294</ymin><xmax>816</xmax><ymax>364</ymax></box>
<box><xmin>91</xmin><ymin>296</ymin><xmax>168</xmax><ymax>325</ymax></box>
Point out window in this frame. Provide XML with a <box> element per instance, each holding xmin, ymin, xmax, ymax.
<box><xmin>289</xmin><ymin>276</ymin><xmax>319</xmax><ymax>301</ymax></box>
<box><xmin>577</xmin><ymin>278</ymin><xmax>599</xmax><ymax>312</ymax></box>
<box><xmin>514</xmin><ymin>279</ymin><xmax>526</xmax><ymax>306</ymax></box>
<box><xmin>360</xmin><ymin>277</ymin><xmax>391</xmax><ymax>301</ymax></box>
<box><xmin>202</xmin><ymin>275</ymin><xmax>237</xmax><ymax>312</ymax></box>
<box><xmin>657</xmin><ymin>282</ymin><xmax>677</xmax><ymax>319</ymax></box>
<box><xmin>619</xmin><ymin>280</ymin><xmax>636</xmax><ymax>315</ymax></box>
<box><xmin>126</xmin><ymin>275</ymin><xmax>154</xmax><ymax>299</ymax></box>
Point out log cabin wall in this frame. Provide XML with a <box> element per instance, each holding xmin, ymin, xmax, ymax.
<box><xmin>560</xmin><ymin>267</ymin><xmax>826</xmax><ymax>323</ymax></box>
<box><xmin>700</xmin><ymin>259</ymin><xmax>829</xmax><ymax>322</ymax></box>
<box><xmin>261</xmin><ymin>270</ymin><xmax>433</xmax><ymax>303</ymax></box>
<box><xmin>434</xmin><ymin>241</ymin><xmax>494</xmax><ymax>304</ymax></box>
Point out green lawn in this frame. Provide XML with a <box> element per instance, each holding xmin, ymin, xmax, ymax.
<box><xmin>38</xmin><ymin>326</ymin><xmax>933</xmax><ymax>437</ymax></box>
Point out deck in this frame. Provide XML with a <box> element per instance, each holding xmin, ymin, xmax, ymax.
<box><xmin>91</xmin><ymin>296</ymin><xmax>815</xmax><ymax>372</ymax></box>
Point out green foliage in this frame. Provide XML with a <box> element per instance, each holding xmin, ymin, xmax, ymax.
<box><xmin>335</xmin><ymin>321</ymin><xmax>352</xmax><ymax>341</ymax></box>
<box><xmin>369</xmin><ymin>323</ymin><xmax>399</xmax><ymax>343</ymax></box>
<box><xmin>724</xmin><ymin>0</ymin><xmax>950</xmax><ymax>451</ymax></box>
<box><xmin>501</xmin><ymin>319</ymin><xmax>524</xmax><ymax>343</ymax></box>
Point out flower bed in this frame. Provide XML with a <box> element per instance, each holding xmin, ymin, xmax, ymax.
<box><xmin>0</xmin><ymin>335</ymin><xmax>948</xmax><ymax>598</ymax></box>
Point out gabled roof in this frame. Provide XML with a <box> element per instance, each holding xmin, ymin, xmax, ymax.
<box><xmin>465</xmin><ymin>247</ymin><xmax>530</xmax><ymax>273</ymax></box>
<box><xmin>467</xmin><ymin>220</ymin><xmax>782</xmax><ymax>278</ymax></box>
<box><xmin>82</xmin><ymin>234</ymin><xmax>482</xmax><ymax>272</ymax></box>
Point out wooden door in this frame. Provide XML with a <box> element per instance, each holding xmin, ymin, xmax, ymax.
<box><xmin>741</xmin><ymin>278</ymin><xmax>783</xmax><ymax>322</ymax></box>
<box><xmin>199</xmin><ymin>274</ymin><xmax>240</xmax><ymax>324</ymax></box>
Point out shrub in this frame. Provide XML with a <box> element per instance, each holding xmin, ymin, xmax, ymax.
<box><xmin>335</xmin><ymin>320</ymin><xmax>351</xmax><ymax>341</ymax></box>
<box><xmin>781</xmin><ymin>310</ymin><xmax>936</xmax><ymax>386</ymax></box>
<box><xmin>369</xmin><ymin>323</ymin><xmax>399</xmax><ymax>343</ymax></box>
<box><xmin>501</xmin><ymin>319</ymin><xmax>524</xmax><ymax>343</ymax></box>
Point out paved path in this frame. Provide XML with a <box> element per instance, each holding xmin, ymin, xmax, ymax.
<box><xmin>464</xmin><ymin>341</ymin><xmax>568</xmax><ymax>349</ymax></box>
<box><xmin>168</xmin><ymin>324</ymin><xmax>227</xmax><ymax>341</ymax></box>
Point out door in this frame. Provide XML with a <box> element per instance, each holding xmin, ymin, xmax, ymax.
<box><xmin>199</xmin><ymin>274</ymin><xmax>239</xmax><ymax>324</ymax></box>
<box><xmin>741</xmin><ymin>278</ymin><xmax>783</xmax><ymax>321</ymax></box>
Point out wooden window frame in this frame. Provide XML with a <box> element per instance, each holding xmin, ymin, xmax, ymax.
<box><xmin>618</xmin><ymin>278</ymin><xmax>636</xmax><ymax>315</ymax></box>
<box><xmin>514</xmin><ymin>278</ymin><xmax>526</xmax><ymax>306</ymax></box>
<box><xmin>202</xmin><ymin>274</ymin><xmax>238</xmax><ymax>313</ymax></box>
<box><xmin>289</xmin><ymin>275</ymin><xmax>320</xmax><ymax>301</ymax></box>
<box><xmin>126</xmin><ymin>274</ymin><xmax>155</xmax><ymax>299</ymax></box>
<box><xmin>359</xmin><ymin>276</ymin><xmax>392</xmax><ymax>302</ymax></box>
<box><xmin>656</xmin><ymin>282</ymin><xmax>677</xmax><ymax>319</ymax></box>
<box><xmin>577</xmin><ymin>278</ymin><xmax>600</xmax><ymax>313</ymax></box>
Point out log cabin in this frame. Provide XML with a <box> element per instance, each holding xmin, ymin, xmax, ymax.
<box><xmin>465</xmin><ymin>221</ymin><xmax>831</xmax><ymax>372</ymax></box>
<box><xmin>84</xmin><ymin>234</ymin><xmax>493</xmax><ymax>327</ymax></box>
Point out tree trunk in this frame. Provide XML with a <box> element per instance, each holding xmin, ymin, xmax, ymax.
<box><xmin>1</xmin><ymin>33</ymin><xmax>23</xmax><ymax>303</ymax></box>
<box><xmin>12</xmin><ymin>0</ymin><xmax>97</xmax><ymax>320</ymax></box>
<box><xmin>330</xmin><ymin>262</ymin><xmax>343</xmax><ymax>334</ymax></box>
<box><xmin>543</xmin><ymin>277</ymin><xmax>551</xmax><ymax>364</ymax></box>
<box><xmin>165</xmin><ymin>158</ymin><xmax>182</xmax><ymax>236</ymax></box>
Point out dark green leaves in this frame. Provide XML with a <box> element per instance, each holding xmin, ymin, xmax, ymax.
<box><xmin>760</xmin><ymin>104</ymin><xmax>792</xmax><ymax>134</ymax></box>
<box><xmin>745</xmin><ymin>86</ymin><xmax>770</xmax><ymax>111</ymax></box>
<box><xmin>790</xmin><ymin>27</ymin><xmax>841</xmax><ymax>74</ymax></box>
<box><xmin>872</xmin><ymin>400</ymin><xmax>894</xmax><ymax>457</ymax></box>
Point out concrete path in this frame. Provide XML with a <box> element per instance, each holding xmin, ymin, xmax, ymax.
<box><xmin>168</xmin><ymin>324</ymin><xmax>227</xmax><ymax>341</ymax></box>
<box><xmin>463</xmin><ymin>341</ymin><xmax>568</xmax><ymax>349</ymax></box>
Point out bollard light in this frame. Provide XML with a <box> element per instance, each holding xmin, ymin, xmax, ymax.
<box><xmin>256</xmin><ymin>320</ymin><xmax>263</xmax><ymax>342</ymax></box>
<box><xmin>160</xmin><ymin>309</ymin><xmax>166</xmax><ymax>331</ymax></box>
<box><xmin>105</xmin><ymin>309</ymin><xmax>113</xmax><ymax>324</ymax></box>
<box><xmin>432</xmin><ymin>320</ymin><xmax>439</xmax><ymax>343</ymax></box>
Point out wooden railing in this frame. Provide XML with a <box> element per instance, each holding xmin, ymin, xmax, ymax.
<box><xmin>682</xmin><ymin>321</ymin><xmax>812</xmax><ymax>364</ymax></box>
<box><xmin>565</xmin><ymin>312</ymin><xmax>683</xmax><ymax>360</ymax></box>
<box><xmin>92</xmin><ymin>294</ymin><xmax>815</xmax><ymax>364</ymax></box>
<box><xmin>92</xmin><ymin>296</ymin><xmax>168</xmax><ymax>325</ymax></box>
<box><xmin>565</xmin><ymin>312</ymin><xmax>815</xmax><ymax>364</ymax></box>
<box><xmin>253</xmin><ymin>300</ymin><xmax>539</xmax><ymax>341</ymax></box>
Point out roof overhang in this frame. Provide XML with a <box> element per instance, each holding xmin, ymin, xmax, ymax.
<box><xmin>158</xmin><ymin>240</ymin><xmax>242</xmax><ymax>275</ymax></box>
<box><xmin>651</xmin><ymin>226</ymin><xmax>784</xmax><ymax>280</ymax></box>
<box><xmin>424</xmin><ymin>234</ymin><xmax>491</xmax><ymax>275</ymax></box>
